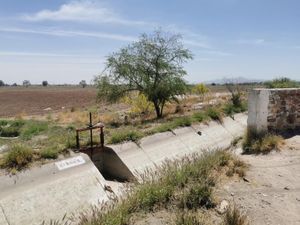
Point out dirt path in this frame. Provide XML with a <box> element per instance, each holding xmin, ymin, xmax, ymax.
<box><xmin>219</xmin><ymin>135</ymin><xmax>300</xmax><ymax>225</ymax></box>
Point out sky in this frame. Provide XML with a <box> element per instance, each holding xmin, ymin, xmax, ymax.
<box><xmin>0</xmin><ymin>0</ymin><xmax>300</xmax><ymax>84</ymax></box>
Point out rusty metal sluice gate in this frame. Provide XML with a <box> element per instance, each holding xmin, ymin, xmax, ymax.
<box><xmin>75</xmin><ymin>112</ymin><xmax>104</xmax><ymax>159</ymax></box>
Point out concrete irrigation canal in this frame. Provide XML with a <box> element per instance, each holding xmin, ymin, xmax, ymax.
<box><xmin>0</xmin><ymin>113</ymin><xmax>247</xmax><ymax>225</ymax></box>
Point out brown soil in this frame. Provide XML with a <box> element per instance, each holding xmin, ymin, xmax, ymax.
<box><xmin>218</xmin><ymin>135</ymin><xmax>300</xmax><ymax>225</ymax></box>
<box><xmin>0</xmin><ymin>86</ymin><xmax>97</xmax><ymax>117</ymax></box>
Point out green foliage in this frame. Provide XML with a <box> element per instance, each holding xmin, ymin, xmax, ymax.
<box><xmin>151</xmin><ymin>117</ymin><xmax>192</xmax><ymax>133</ymax></box>
<box><xmin>20</xmin><ymin>121</ymin><xmax>48</xmax><ymax>140</ymax></box>
<box><xmin>223</xmin><ymin>101</ymin><xmax>247</xmax><ymax>116</ymax></box>
<box><xmin>132</xmin><ymin>183</ymin><xmax>174</xmax><ymax>211</ymax></box>
<box><xmin>0</xmin><ymin>120</ymin><xmax>25</xmax><ymax>137</ymax></box>
<box><xmin>2</xmin><ymin>144</ymin><xmax>34</xmax><ymax>169</ymax></box>
<box><xmin>40</xmin><ymin>145</ymin><xmax>61</xmax><ymax>159</ymax></box>
<box><xmin>108</xmin><ymin>129</ymin><xmax>144</xmax><ymax>144</ymax></box>
<box><xmin>205</xmin><ymin>107</ymin><xmax>223</xmax><ymax>122</ymax></box>
<box><xmin>0</xmin><ymin>126</ymin><xmax>20</xmax><ymax>137</ymax></box>
<box><xmin>123</xmin><ymin>93</ymin><xmax>154</xmax><ymax>116</ymax></box>
<box><xmin>95</xmin><ymin>30</ymin><xmax>193</xmax><ymax>118</ymax></box>
<box><xmin>242</xmin><ymin>130</ymin><xmax>284</xmax><ymax>154</ymax></box>
<box><xmin>0</xmin><ymin>120</ymin><xmax>8</xmax><ymax>126</ymax></box>
<box><xmin>180</xmin><ymin>183</ymin><xmax>214</xmax><ymax>209</ymax></box>
<box><xmin>192</xmin><ymin>83</ymin><xmax>209</xmax><ymax>100</ymax></box>
<box><xmin>265</xmin><ymin>77</ymin><xmax>299</xmax><ymax>88</ymax></box>
<box><xmin>192</xmin><ymin>111</ymin><xmax>209</xmax><ymax>122</ymax></box>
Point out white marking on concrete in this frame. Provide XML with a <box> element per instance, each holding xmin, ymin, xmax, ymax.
<box><xmin>55</xmin><ymin>156</ymin><xmax>85</xmax><ymax>170</ymax></box>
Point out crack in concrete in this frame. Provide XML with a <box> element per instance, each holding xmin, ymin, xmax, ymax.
<box><xmin>0</xmin><ymin>203</ymin><xmax>10</xmax><ymax>225</ymax></box>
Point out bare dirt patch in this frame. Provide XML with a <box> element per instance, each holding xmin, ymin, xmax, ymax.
<box><xmin>0</xmin><ymin>86</ymin><xmax>97</xmax><ymax>117</ymax></box>
<box><xmin>218</xmin><ymin>135</ymin><xmax>300</xmax><ymax>225</ymax></box>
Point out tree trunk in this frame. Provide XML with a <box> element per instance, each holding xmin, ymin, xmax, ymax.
<box><xmin>153</xmin><ymin>101</ymin><xmax>162</xmax><ymax>118</ymax></box>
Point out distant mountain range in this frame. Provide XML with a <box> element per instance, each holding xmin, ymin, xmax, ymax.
<box><xmin>203</xmin><ymin>77</ymin><xmax>265</xmax><ymax>84</ymax></box>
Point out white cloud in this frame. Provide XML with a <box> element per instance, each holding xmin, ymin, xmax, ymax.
<box><xmin>22</xmin><ymin>0</ymin><xmax>148</xmax><ymax>26</ymax></box>
<box><xmin>0</xmin><ymin>27</ymin><xmax>137</xmax><ymax>42</ymax></box>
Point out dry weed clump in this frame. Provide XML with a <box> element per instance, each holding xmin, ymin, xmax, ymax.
<box><xmin>223</xmin><ymin>205</ymin><xmax>249</xmax><ymax>225</ymax></box>
<box><xmin>242</xmin><ymin>130</ymin><xmax>284</xmax><ymax>154</ymax></box>
<box><xmin>1</xmin><ymin>144</ymin><xmax>34</xmax><ymax>170</ymax></box>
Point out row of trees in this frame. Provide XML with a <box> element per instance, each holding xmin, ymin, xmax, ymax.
<box><xmin>0</xmin><ymin>80</ymin><xmax>88</xmax><ymax>88</ymax></box>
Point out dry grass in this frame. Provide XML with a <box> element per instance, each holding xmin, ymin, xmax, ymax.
<box><xmin>223</xmin><ymin>205</ymin><xmax>249</xmax><ymax>225</ymax></box>
<box><xmin>77</xmin><ymin>150</ymin><xmax>246</xmax><ymax>225</ymax></box>
<box><xmin>242</xmin><ymin>130</ymin><xmax>284</xmax><ymax>154</ymax></box>
<box><xmin>1</xmin><ymin>144</ymin><xmax>34</xmax><ymax>170</ymax></box>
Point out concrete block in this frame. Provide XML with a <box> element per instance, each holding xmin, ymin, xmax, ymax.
<box><xmin>248</xmin><ymin>89</ymin><xmax>270</xmax><ymax>133</ymax></box>
<box><xmin>140</xmin><ymin>132</ymin><xmax>190</xmax><ymax>166</ymax></box>
<box><xmin>0</xmin><ymin>154</ymin><xmax>109</xmax><ymax>225</ymax></box>
<box><xmin>107</xmin><ymin>142</ymin><xmax>155</xmax><ymax>176</ymax></box>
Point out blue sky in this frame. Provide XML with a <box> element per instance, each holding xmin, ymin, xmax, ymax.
<box><xmin>0</xmin><ymin>0</ymin><xmax>300</xmax><ymax>84</ymax></box>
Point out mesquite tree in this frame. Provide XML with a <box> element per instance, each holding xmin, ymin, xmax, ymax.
<box><xmin>95</xmin><ymin>30</ymin><xmax>193</xmax><ymax>118</ymax></box>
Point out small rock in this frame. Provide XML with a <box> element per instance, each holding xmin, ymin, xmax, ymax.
<box><xmin>44</xmin><ymin>107</ymin><xmax>52</xmax><ymax>111</ymax></box>
<box><xmin>216</xmin><ymin>200</ymin><xmax>229</xmax><ymax>214</ymax></box>
<box><xmin>243</xmin><ymin>177</ymin><xmax>250</xmax><ymax>183</ymax></box>
<box><xmin>0</xmin><ymin>145</ymin><xmax>9</xmax><ymax>153</ymax></box>
<box><xmin>284</xmin><ymin>186</ymin><xmax>290</xmax><ymax>190</ymax></box>
<box><xmin>231</xmin><ymin>192</ymin><xmax>235</xmax><ymax>196</ymax></box>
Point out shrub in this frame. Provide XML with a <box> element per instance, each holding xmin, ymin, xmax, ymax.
<box><xmin>265</xmin><ymin>77</ymin><xmax>299</xmax><ymax>88</ymax></box>
<box><xmin>192</xmin><ymin>83</ymin><xmax>209</xmax><ymax>101</ymax></box>
<box><xmin>133</xmin><ymin>183</ymin><xmax>174</xmax><ymax>211</ymax></box>
<box><xmin>65</xmin><ymin>133</ymin><xmax>77</xmax><ymax>149</ymax></box>
<box><xmin>40</xmin><ymin>146</ymin><xmax>61</xmax><ymax>159</ymax></box>
<box><xmin>3</xmin><ymin>145</ymin><xmax>34</xmax><ymax>169</ymax></box>
<box><xmin>123</xmin><ymin>93</ymin><xmax>154</xmax><ymax>116</ymax></box>
<box><xmin>223</xmin><ymin>102</ymin><xmax>247</xmax><ymax>116</ymax></box>
<box><xmin>0</xmin><ymin>126</ymin><xmax>20</xmax><ymax>137</ymax></box>
<box><xmin>0</xmin><ymin>120</ymin><xmax>25</xmax><ymax>137</ymax></box>
<box><xmin>206</xmin><ymin>107</ymin><xmax>222</xmax><ymax>122</ymax></box>
<box><xmin>192</xmin><ymin>112</ymin><xmax>208</xmax><ymax>123</ymax></box>
<box><xmin>223</xmin><ymin>205</ymin><xmax>249</xmax><ymax>225</ymax></box>
<box><xmin>108</xmin><ymin>129</ymin><xmax>144</xmax><ymax>144</ymax></box>
<box><xmin>0</xmin><ymin>120</ymin><xmax>8</xmax><ymax>126</ymax></box>
<box><xmin>180</xmin><ymin>183</ymin><xmax>214</xmax><ymax>209</ymax></box>
<box><xmin>20</xmin><ymin>121</ymin><xmax>48</xmax><ymax>140</ymax></box>
<box><xmin>242</xmin><ymin>130</ymin><xmax>284</xmax><ymax>154</ymax></box>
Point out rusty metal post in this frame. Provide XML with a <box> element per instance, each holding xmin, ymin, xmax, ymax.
<box><xmin>100</xmin><ymin>126</ymin><xmax>104</xmax><ymax>148</ymax></box>
<box><xmin>89</xmin><ymin>112</ymin><xmax>93</xmax><ymax>159</ymax></box>
<box><xmin>76</xmin><ymin>130</ymin><xmax>80</xmax><ymax>149</ymax></box>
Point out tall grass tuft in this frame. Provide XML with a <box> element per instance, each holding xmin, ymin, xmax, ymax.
<box><xmin>108</xmin><ymin>129</ymin><xmax>144</xmax><ymax>144</ymax></box>
<box><xmin>242</xmin><ymin>130</ymin><xmax>284</xmax><ymax>154</ymax></box>
<box><xmin>223</xmin><ymin>205</ymin><xmax>249</xmax><ymax>225</ymax></box>
<box><xmin>2</xmin><ymin>144</ymin><xmax>34</xmax><ymax>169</ymax></box>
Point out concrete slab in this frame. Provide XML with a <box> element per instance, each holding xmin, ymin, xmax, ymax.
<box><xmin>0</xmin><ymin>154</ymin><xmax>109</xmax><ymax>225</ymax></box>
<box><xmin>232</xmin><ymin>113</ymin><xmax>248</xmax><ymax>126</ymax></box>
<box><xmin>140</xmin><ymin>132</ymin><xmax>190</xmax><ymax>166</ymax></box>
<box><xmin>193</xmin><ymin>120</ymin><xmax>233</xmax><ymax>150</ymax></box>
<box><xmin>221</xmin><ymin>116</ymin><xmax>245</xmax><ymax>137</ymax></box>
<box><xmin>0</xmin><ymin>206</ymin><xmax>9</xmax><ymax>225</ymax></box>
<box><xmin>106</xmin><ymin>142</ymin><xmax>155</xmax><ymax>176</ymax></box>
<box><xmin>173</xmin><ymin>126</ymin><xmax>215</xmax><ymax>155</ymax></box>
